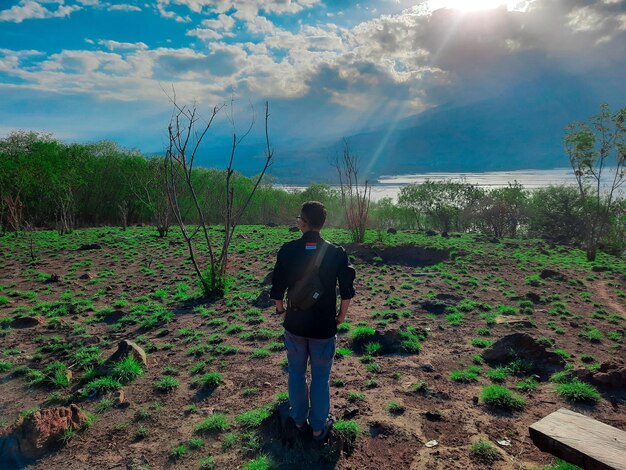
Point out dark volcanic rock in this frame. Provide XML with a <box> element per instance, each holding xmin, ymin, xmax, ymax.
<box><xmin>10</xmin><ymin>316</ymin><xmax>43</xmax><ymax>329</ymax></box>
<box><xmin>106</xmin><ymin>340</ymin><xmax>147</xmax><ymax>368</ymax></box>
<box><xmin>482</xmin><ymin>333</ymin><xmax>565</xmax><ymax>379</ymax></box>
<box><xmin>77</xmin><ymin>243</ymin><xmax>101</xmax><ymax>251</ymax></box>
<box><xmin>387</xmin><ymin>228</ymin><xmax>397</xmax><ymax>234</ymax></box>
<box><xmin>252</xmin><ymin>288</ymin><xmax>274</xmax><ymax>309</ymax></box>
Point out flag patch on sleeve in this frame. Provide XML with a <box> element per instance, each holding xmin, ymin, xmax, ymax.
<box><xmin>305</xmin><ymin>242</ymin><xmax>317</xmax><ymax>250</ymax></box>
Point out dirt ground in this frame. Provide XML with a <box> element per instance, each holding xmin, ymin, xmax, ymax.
<box><xmin>0</xmin><ymin>226</ymin><xmax>624</xmax><ymax>469</ymax></box>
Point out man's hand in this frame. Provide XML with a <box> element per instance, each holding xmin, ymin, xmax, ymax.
<box><xmin>336</xmin><ymin>298</ymin><xmax>351</xmax><ymax>325</ymax></box>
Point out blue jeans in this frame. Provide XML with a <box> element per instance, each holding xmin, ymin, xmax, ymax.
<box><xmin>284</xmin><ymin>329</ymin><xmax>336</xmax><ymax>433</ymax></box>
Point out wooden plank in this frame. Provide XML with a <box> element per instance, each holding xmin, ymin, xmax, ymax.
<box><xmin>529</xmin><ymin>408</ymin><xmax>626</xmax><ymax>470</ymax></box>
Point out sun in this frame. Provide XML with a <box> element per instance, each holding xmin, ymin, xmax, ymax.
<box><xmin>428</xmin><ymin>0</ymin><xmax>531</xmax><ymax>12</ymax></box>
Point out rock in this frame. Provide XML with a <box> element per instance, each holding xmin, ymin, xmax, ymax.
<box><xmin>44</xmin><ymin>274</ymin><xmax>61</xmax><ymax>283</ymax></box>
<box><xmin>482</xmin><ymin>333</ymin><xmax>565</xmax><ymax>379</ymax></box>
<box><xmin>540</xmin><ymin>269</ymin><xmax>566</xmax><ymax>281</ymax></box>
<box><xmin>441</xmin><ymin>232</ymin><xmax>449</xmax><ymax>238</ymax></box>
<box><xmin>525</xmin><ymin>292</ymin><xmax>542</xmax><ymax>304</ymax></box>
<box><xmin>289</xmin><ymin>226</ymin><xmax>300</xmax><ymax>232</ymax></box>
<box><xmin>425</xmin><ymin>229</ymin><xmax>438</xmax><ymax>236</ymax></box>
<box><xmin>343</xmin><ymin>408</ymin><xmax>359</xmax><ymax>419</ymax></box>
<box><xmin>106</xmin><ymin>340</ymin><xmax>147</xmax><ymax>368</ymax></box>
<box><xmin>12</xmin><ymin>405</ymin><xmax>87</xmax><ymax>461</ymax></box>
<box><xmin>10</xmin><ymin>316</ymin><xmax>43</xmax><ymax>329</ymax></box>
<box><xmin>114</xmin><ymin>390</ymin><xmax>128</xmax><ymax>408</ymax></box>
<box><xmin>387</xmin><ymin>228</ymin><xmax>397</xmax><ymax>235</ymax></box>
<box><xmin>421</xmin><ymin>363</ymin><xmax>434</xmax><ymax>372</ymax></box>
<box><xmin>266</xmin><ymin>222</ymin><xmax>278</xmax><ymax>227</ymax></box>
<box><xmin>252</xmin><ymin>288</ymin><xmax>273</xmax><ymax>309</ymax></box>
<box><xmin>495</xmin><ymin>316</ymin><xmax>535</xmax><ymax>328</ymax></box>
<box><xmin>420</xmin><ymin>301</ymin><xmax>446</xmax><ymax>315</ymax></box>
<box><xmin>79</xmin><ymin>273</ymin><xmax>95</xmax><ymax>280</ymax></box>
<box><xmin>76</xmin><ymin>243</ymin><xmax>101</xmax><ymax>251</ymax></box>
<box><xmin>570</xmin><ymin>362</ymin><xmax>626</xmax><ymax>389</ymax></box>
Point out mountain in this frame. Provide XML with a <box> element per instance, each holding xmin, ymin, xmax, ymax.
<box><xmin>264</xmin><ymin>73</ymin><xmax>623</xmax><ymax>184</ymax></box>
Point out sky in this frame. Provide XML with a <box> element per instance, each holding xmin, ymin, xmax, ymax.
<box><xmin>0</xmin><ymin>0</ymin><xmax>625</xmax><ymax>156</ymax></box>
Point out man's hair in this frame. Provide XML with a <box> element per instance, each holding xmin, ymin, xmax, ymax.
<box><xmin>301</xmin><ymin>201</ymin><xmax>327</xmax><ymax>229</ymax></box>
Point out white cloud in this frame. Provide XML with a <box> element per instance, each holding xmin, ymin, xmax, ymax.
<box><xmin>0</xmin><ymin>0</ymin><xmax>80</xmax><ymax>23</ymax></box>
<box><xmin>108</xmin><ymin>4</ymin><xmax>142</xmax><ymax>12</ymax></box>
<box><xmin>97</xmin><ymin>39</ymin><xmax>149</xmax><ymax>50</ymax></box>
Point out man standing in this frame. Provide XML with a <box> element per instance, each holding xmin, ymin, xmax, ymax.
<box><xmin>271</xmin><ymin>201</ymin><xmax>356</xmax><ymax>441</ymax></box>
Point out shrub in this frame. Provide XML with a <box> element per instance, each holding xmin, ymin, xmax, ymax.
<box><xmin>555</xmin><ymin>380</ymin><xmax>601</xmax><ymax>403</ymax></box>
<box><xmin>365</xmin><ymin>342</ymin><xmax>383</xmax><ymax>356</ymax></box>
<box><xmin>195</xmin><ymin>414</ymin><xmax>230</xmax><ymax>434</ymax></box>
<box><xmin>410</xmin><ymin>381</ymin><xmax>429</xmax><ymax>394</ymax></box>
<box><xmin>480</xmin><ymin>385</ymin><xmax>526</xmax><ymax>411</ymax></box>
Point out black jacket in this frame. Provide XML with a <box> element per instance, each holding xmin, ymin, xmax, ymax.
<box><xmin>270</xmin><ymin>231</ymin><xmax>356</xmax><ymax>339</ymax></box>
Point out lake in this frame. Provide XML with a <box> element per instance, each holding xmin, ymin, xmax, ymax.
<box><xmin>278</xmin><ymin>168</ymin><xmax>623</xmax><ymax>202</ymax></box>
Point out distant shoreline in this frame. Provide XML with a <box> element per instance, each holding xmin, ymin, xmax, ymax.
<box><xmin>276</xmin><ymin>167</ymin><xmax>622</xmax><ymax>201</ymax></box>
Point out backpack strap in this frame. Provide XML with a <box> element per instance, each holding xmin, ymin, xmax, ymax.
<box><xmin>314</xmin><ymin>240</ymin><xmax>329</xmax><ymax>269</ymax></box>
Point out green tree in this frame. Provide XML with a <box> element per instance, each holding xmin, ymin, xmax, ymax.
<box><xmin>399</xmin><ymin>180</ymin><xmax>484</xmax><ymax>233</ymax></box>
<box><xmin>565</xmin><ymin>103</ymin><xmax>626</xmax><ymax>261</ymax></box>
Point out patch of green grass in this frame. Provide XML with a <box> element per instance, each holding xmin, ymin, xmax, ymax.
<box><xmin>200</xmin><ymin>372</ymin><xmax>224</xmax><ymax>388</ymax></box>
<box><xmin>153</xmin><ymin>376</ymin><xmax>179</xmax><ymax>393</ymax></box>
<box><xmin>170</xmin><ymin>444</ymin><xmax>187</xmax><ymax>459</ymax></box>
<box><xmin>251</xmin><ymin>348</ymin><xmax>271</xmax><ymax>359</ymax></box>
<box><xmin>364</xmin><ymin>341</ymin><xmax>383</xmax><ymax>356</ymax></box>
<box><xmin>553</xmin><ymin>348</ymin><xmax>572</xmax><ymax>359</ymax></box>
<box><xmin>480</xmin><ymin>385</ymin><xmax>526</xmax><ymax>411</ymax></box>
<box><xmin>486</xmin><ymin>367</ymin><xmax>509</xmax><ymax>383</ymax></box>
<box><xmin>199</xmin><ymin>455</ymin><xmax>216</xmax><ymax>469</ymax></box>
<box><xmin>243</xmin><ymin>455</ymin><xmax>273</xmax><ymax>470</ymax></box>
<box><xmin>334</xmin><ymin>419</ymin><xmax>360</xmax><ymax>442</ymax></box>
<box><xmin>579</xmin><ymin>327</ymin><xmax>603</xmax><ymax>342</ymax></box>
<box><xmin>471</xmin><ymin>338</ymin><xmax>493</xmax><ymax>348</ymax></box>
<box><xmin>337</xmin><ymin>322</ymin><xmax>352</xmax><ymax>333</ymax></box>
<box><xmin>555</xmin><ymin>380</ymin><xmax>601</xmax><ymax>403</ymax></box>
<box><xmin>450</xmin><ymin>368</ymin><xmax>480</xmax><ymax>383</ymax></box>
<box><xmin>347</xmin><ymin>391</ymin><xmax>365</xmax><ymax>402</ymax></box>
<box><xmin>335</xmin><ymin>347</ymin><xmax>353</xmax><ymax>358</ymax></box>
<box><xmin>410</xmin><ymin>381</ymin><xmax>429</xmax><ymax>394</ymax></box>
<box><xmin>516</xmin><ymin>377</ymin><xmax>539</xmax><ymax>392</ymax></box>
<box><xmin>194</xmin><ymin>414</ymin><xmax>230</xmax><ymax>434</ymax></box>
<box><xmin>386</xmin><ymin>400</ymin><xmax>405</xmax><ymax>415</ymax></box>
<box><xmin>84</xmin><ymin>377</ymin><xmax>122</xmax><ymax>393</ymax></box>
<box><xmin>0</xmin><ymin>360</ymin><xmax>13</xmax><ymax>373</ymax></box>
<box><xmin>349</xmin><ymin>326</ymin><xmax>375</xmax><ymax>343</ymax></box>
<box><xmin>470</xmin><ymin>439</ymin><xmax>501</xmax><ymax>464</ymax></box>
<box><xmin>111</xmin><ymin>356</ymin><xmax>144</xmax><ymax>383</ymax></box>
<box><xmin>235</xmin><ymin>406</ymin><xmax>271</xmax><ymax>428</ymax></box>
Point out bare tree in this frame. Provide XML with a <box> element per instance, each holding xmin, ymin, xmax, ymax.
<box><xmin>55</xmin><ymin>186</ymin><xmax>75</xmax><ymax>235</ymax></box>
<box><xmin>164</xmin><ymin>96</ymin><xmax>274</xmax><ymax>297</ymax></box>
<box><xmin>334</xmin><ymin>139</ymin><xmax>371</xmax><ymax>243</ymax></box>
<box><xmin>3</xmin><ymin>194</ymin><xmax>24</xmax><ymax>236</ymax></box>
